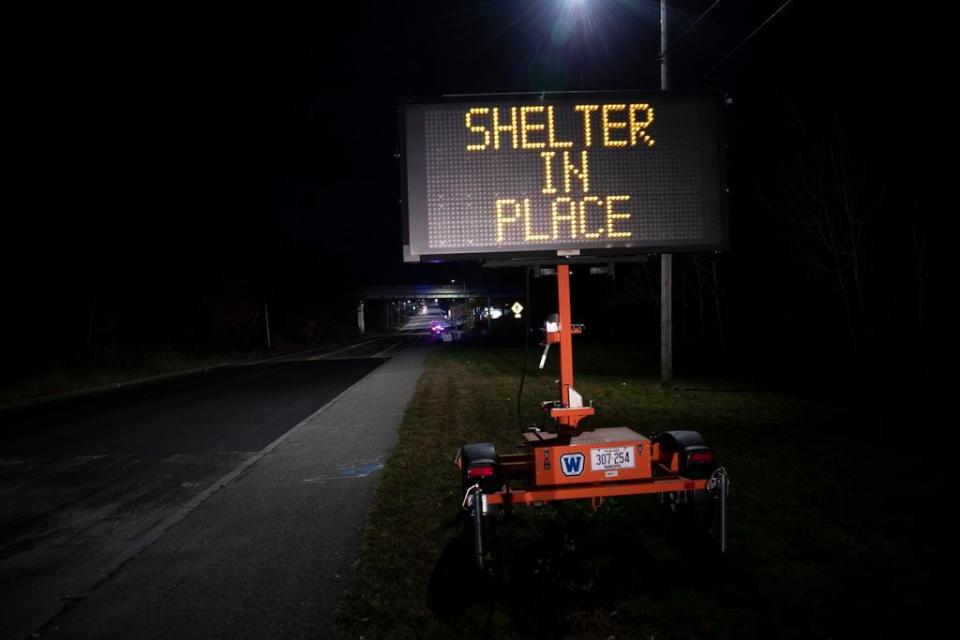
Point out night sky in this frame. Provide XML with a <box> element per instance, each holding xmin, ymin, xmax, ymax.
<box><xmin>5</xmin><ymin>1</ymin><xmax>943</xmax><ymax>378</ymax></box>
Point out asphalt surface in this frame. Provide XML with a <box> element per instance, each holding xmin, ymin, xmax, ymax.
<box><xmin>0</xmin><ymin>333</ymin><xmax>423</xmax><ymax>639</ymax></box>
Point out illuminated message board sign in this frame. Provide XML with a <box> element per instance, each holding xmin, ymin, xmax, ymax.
<box><xmin>402</xmin><ymin>93</ymin><xmax>727</xmax><ymax>262</ymax></box>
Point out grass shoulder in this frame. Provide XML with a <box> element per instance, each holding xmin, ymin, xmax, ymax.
<box><xmin>334</xmin><ymin>343</ymin><xmax>948</xmax><ymax>639</ymax></box>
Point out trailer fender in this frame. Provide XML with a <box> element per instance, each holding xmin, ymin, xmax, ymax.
<box><xmin>457</xmin><ymin>442</ymin><xmax>501</xmax><ymax>494</ymax></box>
<box><xmin>654</xmin><ymin>430</ymin><xmax>718</xmax><ymax>479</ymax></box>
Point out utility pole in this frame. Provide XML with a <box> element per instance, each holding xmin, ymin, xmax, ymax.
<box><xmin>660</xmin><ymin>0</ymin><xmax>673</xmax><ymax>383</ymax></box>
<box><xmin>264</xmin><ymin>303</ymin><xmax>272</xmax><ymax>350</ymax></box>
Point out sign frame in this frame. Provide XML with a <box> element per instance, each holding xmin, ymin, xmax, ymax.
<box><xmin>400</xmin><ymin>91</ymin><xmax>729</xmax><ymax>263</ymax></box>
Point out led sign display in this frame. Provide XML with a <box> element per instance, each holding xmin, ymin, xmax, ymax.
<box><xmin>402</xmin><ymin>93</ymin><xmax>726</xmax><ymax>261</ymax></box>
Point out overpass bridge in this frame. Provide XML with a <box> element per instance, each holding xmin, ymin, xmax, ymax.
<box><xmin>357</xmin><ymin>284</ymin><xmax>522</xmax><ymax>301</ymax></box>
<box><xmin>355</xmin><ymin>284</ymin><xmax>523</xmax><ymax>334</ymax></box>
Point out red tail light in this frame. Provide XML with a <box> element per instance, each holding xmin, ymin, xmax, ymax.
<box><xmin>689</xmin><ymin>450</ymin><xmax>715</xmax><ymax>464</ymax></box>
<box><xmin>467</xmin><ymin>464</ymin><xmax>496</xmax><ymax>479</ymax></box>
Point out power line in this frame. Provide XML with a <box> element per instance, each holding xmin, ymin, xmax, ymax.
<box><xmin>658</xmin><ymin>0</ymin><xmax>723</xmax><ymax>62</ymax></box>
<box><xmin>705</xmin><ymin>0</ymin><xmax>795</xmax><ymax>79</ymax></box>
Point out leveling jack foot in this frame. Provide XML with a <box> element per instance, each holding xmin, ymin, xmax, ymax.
<box><xmin>473</xmin><ymin>491</ymin><xmax>485</xmax><ymax>569</ymax></box>
<box><xmin>463</xmin><ymin>484</ymin><xmax>490</xmax><ymax>570</ymax></box>
<box><xmin>708</xmin><ymin>466</ymin><xmax>730</xmax><ymax>554</ymax></box>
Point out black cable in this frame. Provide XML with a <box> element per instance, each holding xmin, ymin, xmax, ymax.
<box><xmin>705</xmin><ymin>0</ymin><xmax>795</xmax><ymax>80</ymax></box>
<box><xmin>517</xmin><ymin>266</ymin><xmax>531</xmax><ymax>433</ymax></box>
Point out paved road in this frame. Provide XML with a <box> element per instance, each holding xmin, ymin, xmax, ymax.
<box><xmin>0</xmin><ymin>334</ymin><xmax>418</xmax><ymax>639</ymax></box>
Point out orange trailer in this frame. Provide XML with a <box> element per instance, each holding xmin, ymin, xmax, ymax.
<box><xmin>456</xmin><ymin>264</ymin><xmax>729</xmax><ymax>569</ymax></box>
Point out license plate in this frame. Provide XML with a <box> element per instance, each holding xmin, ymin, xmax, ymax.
<box><xmin>590</xmin><ymin>446</ymin><xmax>636</xmax><ymax>472</ymax></box>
